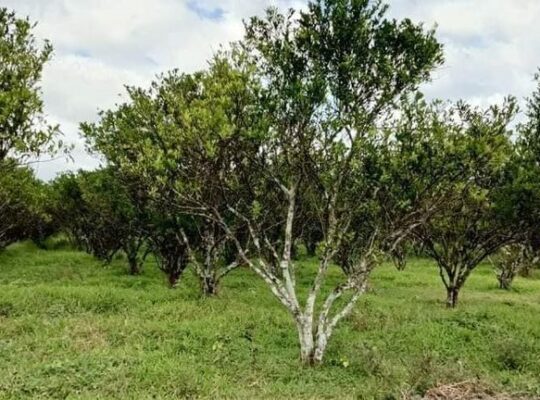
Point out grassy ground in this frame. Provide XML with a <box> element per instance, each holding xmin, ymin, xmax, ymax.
<box><xmin>0</xmin><ymin>242</ymin><xmax>539</xmax><ymax>399</ymax></box>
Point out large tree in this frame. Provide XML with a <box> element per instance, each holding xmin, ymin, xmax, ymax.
<box><xmin>225</xmin><ymin>1</ymin><xmax>442</xmax><ymax>364</ymax></box>
<box><xmin>84</xmin><ymin>0</ymin><xmax>442</xmax><ymax>364</ymax></box>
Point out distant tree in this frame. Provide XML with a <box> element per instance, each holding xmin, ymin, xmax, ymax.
<box><xmin>389</xmin><ymin>244</ymin><xmax>407</xmax><ymax>271</ymax></box>
<box><xmin>0</xmin><ymin>8</ymin><xmax>64</xmax><ymax>162</ymax></box>
<box><xmin>146</xmin><ymin>211</ymin><xmax>191</xmax><ymax>288</ymax></box>
<box><xmin>493</xmin><ymin>244</ymin><xmax>533</xmax><ymax>290</ymax></box>
<box><xmin>0</xmin><ymin>8</ymin><xmax>67</xmax><ymax>253</ymax></box>
<box><xmin>51</xmin><ymin>169</ymin><xmax>149</xmax><ymax>274</ymax></box>
<box><xmin>0</xmin><ymin>161</ymin><xmax>50</xmax><ymax>249</ymax></box>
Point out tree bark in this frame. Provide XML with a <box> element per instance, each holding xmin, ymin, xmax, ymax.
<box><xmin>201</xmin><ymin>275</ymin><xmax>219</xmax><ymax>296</ymax></box>
<box><xmin>168</xmin><ymin>270</ymin><xmax>181</xmax><ymax>288</ymax></box>
<box><xmin>446</xmin><ymin>286</ymin><xmax>460</xmax><ymax>308</ymax></box>
<box><xmin>127</xmin><ymin>255</ymin><xmax>141</xmax><ymax>275</ymax></box>
<box><xmin>297</xmin><ymin>317</ymin><xmax>315</xmax><ymax>366</ymax></box>
<box><xmin>497</xmin><ymin>271</ymin><xmax>514</xmax><ymax>290</ymax></box>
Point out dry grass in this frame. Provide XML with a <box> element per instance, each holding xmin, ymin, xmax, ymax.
<box><xmin>69</xmin><ymin>320</ymin><xmax>109</xmax><ymax>352</ymax></box>
<box><xmin>420</xmin><ymin>381</ymin><xmax>535</xmax><ymax>400</ymax></box>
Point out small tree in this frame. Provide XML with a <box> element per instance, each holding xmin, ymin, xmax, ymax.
<box><xmin>146</xmin><ymin>212</ymin><xmax>191</xmax><ymax>287</ymax></box>
<box><xmin>389</xmin><ymin>243</ymin><xmax>408</xmax><ymax>271</ymax></box>
<box><xmin>82</xmin><ymin>61</ymin><xmax>253</xmax><ymax>294</ymax></box>
<box><xmin>51</xmin><ymin>169</ymin><xmax>149</xmax><ymax>274</ymax></box>
<box><xmin>494</xmin><ymin>244</ymin><xmax>528</xmax><ymax>290</ymax></box>
<box><xmin>401</xmin><ymin>98</ymin><xmax>520</xmax><ymax>307</ymax></box>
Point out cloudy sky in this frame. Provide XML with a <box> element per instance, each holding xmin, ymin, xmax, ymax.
<box><xmin>4</xmin><ymin>0</ymin><xmax>540</xmax><ymax>180</ymax></box>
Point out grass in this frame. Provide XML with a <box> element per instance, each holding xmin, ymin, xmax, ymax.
<box><xmin>0</xmin><ymin>241</ymin><xmax>539</xmax><ymax>399</ymax></box>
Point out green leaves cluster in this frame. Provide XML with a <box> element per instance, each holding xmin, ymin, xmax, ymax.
<box><xmin>0</xmin><ymin>7</ymin><xmax>64</xmax><ymax>162</ymax></box>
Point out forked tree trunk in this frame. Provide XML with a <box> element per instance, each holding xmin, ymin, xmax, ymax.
<box><xmin>497</xmin><ymin>266</ymin><xmax>517</xmax><ymax>290</ymax></box>
<box><xmin>218</xmin><ymin>184</ymin><xmax>368</xmax><ymax>366</ymax></box>
<box><xmin>200</xmin><ymin>274</ymin><xmax>219</xmax><ymax>296</ymax></box>
<box><xmin>498</xmin><ymin>275</ymin><xmax>512</xmax><ymax>290</ymax></box>
<box><xmin>163</xmin><ymin>256</ymin><xmax>189</xmax><ymax>288</ymax></box>
<box><xmin>392</xmin><ymin>253</ymin><xmax>407</xmax><ymax>271</ymax></box>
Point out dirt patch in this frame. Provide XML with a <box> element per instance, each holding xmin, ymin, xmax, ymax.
<box><xmin>420</xmin><ymin>381</ymin><xmax>534</xmax><ymax>400</ymax></box>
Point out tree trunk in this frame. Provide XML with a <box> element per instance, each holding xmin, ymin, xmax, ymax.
<box><xmin>306</xmin><ymin>241</ymin><xmax>317</xmax><ymax>257</ymax></box>
<box><xmin>297</xmin><ymin>318</ymin><xmax>316</xmax><ymax>366</ymax></box>
<box><xmin>201</xmin><ymin>275</ymin><xmax>219</xmax><ymax>296</ymax></box>
<box><xmin>312</xmin><ymin>333</ymin><xmax>328</xmax><ymax>365</ymax></box>
<box><xmin>498</xmin><ymin>277</ymin><xmax>511</xmax><ymax>290</ymax></box>
<box><xmin>127</xmin><ymin>255</ymin><xmax>141</xmax><ymax>275</ymax></box>
<box><xmin>446</xmin><ymin>286</ymin><xmax>460</xmax><ymax>308</ymax></box>
<box><xmin>166</xmin><ymin>259</ymin><xmax>188</xmax><ymax>288</ymax></box>
<box><xmin>391</xmin><ymin>247</ymin><xmax>407</xmax><ymax>271</ymax></box>
<box><xmin>168</xmin><ymin>271</ymin><xmax>181</xmax><ymax>288</ymax></box>
<box><xmin>497</xmin><ymin>271</ymin><xmax>514</xmax><ymax>290</ymax></box>
<box><xmin>519</xmin><ymin>264</ymin><xmax>532</xmax><ymax>278</ymax></box>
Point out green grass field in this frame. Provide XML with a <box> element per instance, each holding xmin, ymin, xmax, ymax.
<box><xmin>0</xmin><ymin>242</ymin><xmax>539</xmax><ymax>399</ymax></box>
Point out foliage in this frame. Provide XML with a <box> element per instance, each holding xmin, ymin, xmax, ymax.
<box><xmin>0</xmin><ymin>160</ymin><xmax>53</xmax><ymax>249</ymax></box>
<box><xmin>82</xmin><ymin>55</ymin><xmax>259</xmax><ymax>294</ymax></box>
<box><xmin>82</xmin><ymin>0</ymin><xmax>444</xmax><ymax>364</ymax></box>
<box><xmin>396</xmin><ymin>97</ymin><xmax>521</xmax><ymax>307</ymax></box>
<box><xmin>0</xmin><ymin>8</ymin><xmax>64</xmax><ymax>162</ymax></box>
<box><xmin>50</xmin><ymin>169</ymin><xmax>148</xmax><ymax>274</ymax></box>
<box><xmin>492</xmin><ymin>244</ymin><xmax>538</xmax><ymax>290</ymax></box>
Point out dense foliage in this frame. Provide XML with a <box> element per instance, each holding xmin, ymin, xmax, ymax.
<box><xmin>0</xmin><ymin>7</ymin><xmax>64</xmax><ymax>162</ymax></box>
<box><xmin>0</xmin><ymin>161</ymin><xmax>52</xmax><ymax>249</ymax></box>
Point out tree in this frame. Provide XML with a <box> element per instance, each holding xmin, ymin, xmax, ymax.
<box><xmin>83</xmin><ymin>0</ymin><xmax>442</xmax><ymax>364</ymax></box>
<box><xmin>82</xmin><ymin>60</ymin><xmax>254</xmax><ymax>294</ymax></box>
<box><xmin>0</xmin><ymin>8</ymin><xmax>64</xmax><ymax>163</ymax></box>
<box><xmin>146</xmin><ymin>211</ymin><xmax>191</xmax><ymax>287</ymax></box>
<box><xmin>0</xmin><ymin>8</ymin><xmax>67</xmax><ymax>253</ymax></box>
<box><xmin>0</xmin><ymin>160</ymin><xmax>50</xmax><ymax>249</ymax></box>
<box><xmin>51</xmin><ymin>169</ymin><xmax>149</xmax><ymax>274</ymax></box>
<box><xmin>493</xmin><ymin>244</ymin><xmax>533</xmax><ymax>290</ymax></box>
<box><xmin>234</xmin><ymin>0</ymin><xmax>441</xmax><ymax>363</ymax></box>
<box><xmin>402</xmin><ymin>98</ymin><xmax>520</xmax><ymax>307</ymax></box>
<box><xmin>512</xmin><ymin>70</ymin><xmax>540</xmax><ymax>277</ymax></box>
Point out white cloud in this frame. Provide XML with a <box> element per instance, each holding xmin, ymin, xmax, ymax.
<box><xmin>3</xmin><ymin>0</ymin><xmax>540</xmax><ymax>179</ymax></box>
<box><xmin>389</xmin><ymin>0</ymin><xmax>540</xmax><ymax>104</ymax></box>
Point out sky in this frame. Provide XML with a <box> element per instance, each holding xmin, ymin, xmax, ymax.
<box><xmin>3</xmin><ymin>0</ymin><xmax>540</xmax><ymax>180</ymax></box>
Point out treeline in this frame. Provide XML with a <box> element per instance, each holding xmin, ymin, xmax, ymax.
<box><xmin>1</xmin><ymin>1</ymin><xmax>540</xmax><ymax>366</ymax></box>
